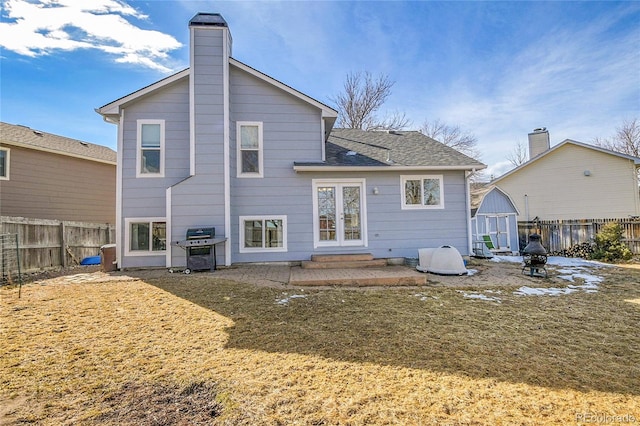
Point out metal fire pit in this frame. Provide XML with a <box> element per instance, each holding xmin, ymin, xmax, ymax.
<box><xmin>172</xmin><ymin>227</ymin><xmax>225</xmax><ymax>273</ymax></box>
<box><xmin>522</xmin><ymin>234</ymin><xmax>548</xmax><ymax>278</ymax></box>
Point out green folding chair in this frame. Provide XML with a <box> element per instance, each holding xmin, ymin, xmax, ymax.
<box><xmin>482</xmin><ymin>235</ymin><xmax>495</xmax><ymax>250</ymax></box>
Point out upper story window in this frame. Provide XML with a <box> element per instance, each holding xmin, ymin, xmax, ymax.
<box><xmin>137</xmin><ymin>120</ymin><xmax>165</xmax><ymax>177</ymax></box>
<box><xmin>401</xmin><ymin>175</ymin><xmax>444</xmax><ymax>209</ymax></box>
<box><xmin>0</xmin><ymin>148</ymin><xmax>9</xmax><ymax>180</ymax></box>
<box><xmin>237</xmin><ymin>121</ymin><xmax>263</xmax><ymax>178</ymax></box>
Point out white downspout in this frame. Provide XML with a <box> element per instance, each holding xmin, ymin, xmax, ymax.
<box><xmin>223</xmin><ymin>29</ymin><xmax>231</xmax><ymax>266</ymax></box>
<box><xmin>165</xmin><ymin>186</ymin><xmax>172</xmax><ymax>268</ymax></box>
<box><xmin>115</xmin><ymin>110</ymin><xmax>124</xmax><ymax>269</ymax></box>
<box><xmin>465</xmin><ymin>169</ymin><xmax>474</xmax><ymax>256</ymax></box>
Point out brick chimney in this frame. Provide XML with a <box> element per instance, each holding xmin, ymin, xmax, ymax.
<box><xmin>528</xmin><ymin>128</ymin><xmax>550</xmax><ymax>160</ymax></box>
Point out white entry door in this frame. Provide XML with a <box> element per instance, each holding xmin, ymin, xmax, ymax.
<box><xmin>486</xmin><ymin>215</ymin><xmax>510</xmax><ymax>251</ymax></box>
<box><xmin>313</xmin><ymin>179</ymin><xmax>367</xmax><ymax>248</ymax></box>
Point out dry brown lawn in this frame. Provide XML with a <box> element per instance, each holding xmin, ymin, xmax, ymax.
<box><xmin>1</xmin><ymin>260</ymin><xmax>639</xmax><ymax>425</ymax></box>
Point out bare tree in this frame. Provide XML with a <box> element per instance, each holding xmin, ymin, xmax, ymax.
<box><xmin>331</xmin><ymin>71</ymin><xmax>408</xmax><ymax>130</ymax></box>
<box><xmin>420</xmin><ymin>119</ymin><xmax>481</xmax><ymax>160</ymax></box>
<box><xmin>506</xmin><ymin>141</ymin><xmax>528</xmax><ymax>167</ymax></box>
<box><xmin>368</xmin><ymin>110</ymin><xmax>412</xmax><ymax>131</ymax></box>
<box><xmin>593</xmin><ymin>118</ymin><xmax>640</xmax><ymax>157</ymax></box>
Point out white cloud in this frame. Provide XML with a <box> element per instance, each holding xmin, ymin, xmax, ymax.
<box><xmin>0</xmin><ymin>0</ymin><xmax>182</xmax><ymax>72</ymax></box>
<box><xmin>418</xmin><ymin>6</ymin><xmax>640</xmax><ymax>172</ymax></box>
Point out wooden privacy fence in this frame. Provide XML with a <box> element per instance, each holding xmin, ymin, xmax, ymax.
<box><xmin>0</xmin><ymin>216</ymin><xmax>115</xmax><ymax>275</ymax></box>
<box><xmin>518</xmin><ymin>218</ymin><xmax>640</xmax><ymax>255</ymax></box>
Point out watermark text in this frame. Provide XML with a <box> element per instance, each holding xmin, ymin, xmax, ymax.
<box><xmin>576</xmin><ymin>412</ymin><xmax>637</xmax><ymax>424</ymax></box>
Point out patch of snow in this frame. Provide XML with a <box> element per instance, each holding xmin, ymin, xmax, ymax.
<box><xmin>275</xmin><ymin>294</ymin><xmax>307</xmax><ymax>305</ymax></box>
<box><xmin>514</xmin><ymin>286</ymin><xmax>578</xmax><ymax>296</ymax></box>
<box><xmin>492</xmin><ymin>255</ymin><xmax>612</xmax><ymax>268</ymax></box>
<box><xmin>571</xmin><ymin>273</ymin><xmax>603</xmax><ymax>285</ymax></box>
<box><xmin>514</xmin><ymin>271</ymin><xmax>602</xmax><ymax>296</ymax></box>
<box><xmin>489</xmin><ymin>255</ymin><xmax>607</xmax><ymax>297</ymax></box>
<box><xmin>457</xmin><ymin>290</ymin><xmax>502</xmax><ymax>303</ymax></box>
<box><xmin>557</xmin><ymin>274</ymin><xmax>576</xmax><ymax>282</ymax></box>
<box><xmin>546</xmin><ymin>256</ymin><xmax>611</xmax><ymax>268</ymax></box>
<box><xmin>490</xmin><ymin>255</ymin><xmax>521</xmax><ymax>263</ymax></box>
<box><xmin>466</xmin><ymin>268</ymin><xmax>478</xmax><ymax>276</ymax></box>
<box><xmin>413</xmin><ymin>293</ymin><xmax>439</xmax><ymax>301</ymax></box>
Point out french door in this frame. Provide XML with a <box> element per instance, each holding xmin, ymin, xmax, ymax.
<box><xmin>313</xmin><ymin>179</ymin><xmax>367</xmax><ymax>248</ymax></box>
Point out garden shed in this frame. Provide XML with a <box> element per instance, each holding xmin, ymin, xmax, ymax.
<box><xmin>471</xmin><ymin>185</ymin><xmax>520</xmax><ymax>255</ymax></box>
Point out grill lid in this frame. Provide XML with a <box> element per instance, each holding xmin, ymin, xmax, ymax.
<box><xmin>186</xmin><ymin>227</ymin><xmax>215</xmax><ymax>239</ymax></box>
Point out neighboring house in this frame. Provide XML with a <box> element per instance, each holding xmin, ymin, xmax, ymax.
<box><xmin>0</xmin><ymin>122</ymin><xmax>117</xmax><ymax>224</ymax></box>
<box><xmin>492</xmin><ymin>128</ymin><xmax>640</xmax><ymax>222</ymax></box>
<box><xmin>470</xmin><ymin>185</ymin><xmax>520</xmax><ymax>254</ymax></box>
<box><xmin>96</xmin><ymin>13</ymin><xmax>485</xmax><ymax>270</ymax></box>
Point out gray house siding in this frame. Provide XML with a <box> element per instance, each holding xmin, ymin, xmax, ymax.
<box><xmin>119</xmin><ymin>80</ymin><xmax>190</xmax><ymax>268</ymax></box>
<box><xmin>363</xmin><ymin>171</ymin><xmax>469</xmax><ymax>259</ymax></box>
<box><xmin>230</xmin><ymin>169</ymin><xmax>470</xmax><ymax>263</ymax></box>
<box><xmin>229</xmin><ymin>66</ymin><xmax>324</xmax><ymax>263</ymax></box>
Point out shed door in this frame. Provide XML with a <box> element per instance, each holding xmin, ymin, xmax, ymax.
<box><xmin>486</xmin><ymin>215</ymin><xmax>510</xmax><ymax>251</ymax></box>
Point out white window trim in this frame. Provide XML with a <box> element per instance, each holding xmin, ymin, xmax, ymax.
<box><xmin>236</xmin><ymin>121</ymin><xmax>264</xmax><ymax>178</ymax></box>
<box><xmin>136</xmin><ymin>119</ymin><xmax>165</xmax><ymax>178</ymax></box>
<box><xmin>239</xmin><ymin>215</ymin><xmax>287</xmax><ymax>253</ymax></box>
<box><xmin>312</xmin><ymin>178</ymin><xmax>368</xmax><ymax>248</ymax></box>
<box><xmin>124</xmin><ymin>217</ymin><xmax>167</xmax><ymax>256</ymax></box>
<box><xmin>400</xmin><ymin>175</ymin><xmax>445</xmax><ymax>210</ymax></box>
<box><xmin>0</xmin><ymin>147</ymin><xmax>9</xmax><ymax>180</ymax></box>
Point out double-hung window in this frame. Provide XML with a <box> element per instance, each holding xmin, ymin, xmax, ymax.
<box><xmin>237</xmin><ymin>122</ymin><xmax>263</xmax><ymax>178</ymax></box>
<box><xmin>126</xmin><ymin>218</ymin><xmax>166</xmax><ymax>255</ymax></box>
<box><xmin>0</xmin><ymin>148</ymin><xmax>9</xmax><ymax>180</ymax></box>
<box><xmin>137</xmin><ymin>120</ymin><xmax>164</xmax><ymax>177</ymax></box>
<box><xmin>401</xmin><ymin>175</ymin><xmax>444</xmax><ymax>209</ymax></box>
<box><xmin>240</xmin><ymin>216</ymin><xmax>287</xmax><ymax>252</ymax></box>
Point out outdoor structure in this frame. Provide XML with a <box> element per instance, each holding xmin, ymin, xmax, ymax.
<box><xmin>470</xmin><ymin>185</ymin><xmax>519</xmax><ymax>254</ymax></box>
<box><xmin>0</xmin><ymin>122</ymin><xmax>117</xmax><ymax>224</ymax></box>
<box><xmin>96</xmin><ymin>13</ymin><xmax>485</xmax><ymax>270</ymax></box>
<box><xmin>491</xmin><ymin>128</ymin><xmax>640</xmax><ymax>221</ymax></box>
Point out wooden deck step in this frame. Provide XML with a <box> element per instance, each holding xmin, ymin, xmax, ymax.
<box><xmin>290</xmin><ymin>266</ymin><xmax>428</xmax><ymax>286</ymax></box>
<box><xmin>300</xmin><ymin>259</ymin><xmax>388</xmax><ymax>269</ymax></box>
<box><xmin>310</xmin><ymin>253</ymin><xmax>374</xmax><ymax>263</ymax></box>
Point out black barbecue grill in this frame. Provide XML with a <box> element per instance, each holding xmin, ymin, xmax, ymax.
<box><xmin>172</xmin><ymin>227</ymin><xmax>224</xmax><ymax>273</ymax></box>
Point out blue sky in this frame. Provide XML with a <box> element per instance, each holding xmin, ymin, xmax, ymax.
<box><xmin>1</xmin><ymin>0</ymin><xmax>638</xmax><ymax>177</ymax></box>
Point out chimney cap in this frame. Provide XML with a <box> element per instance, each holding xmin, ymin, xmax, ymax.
<box><xmin>189</xmin><ymin>13</ymin><xmax>228</xmax><ymax>27</ymax></box>
<box><xmin>532</xmin><ymin>127</ymin><xmax>547</xmax><ymax>133</ymax></box>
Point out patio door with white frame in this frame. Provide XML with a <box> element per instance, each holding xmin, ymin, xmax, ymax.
<box><xmin>313</xmin><ymin>179</ymin><xmax>367</xmax><ymax>248</ymax></box>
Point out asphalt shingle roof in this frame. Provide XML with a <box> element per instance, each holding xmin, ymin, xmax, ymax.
<box><xmin>296</xmin><ymin>128</ymin><xmax>485</xmax><ymax>169</ymax></box>
<box><xmin>0</xmin><ymin>122</ymin><xmax>116</xmax><ymax>164</ymax></box>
